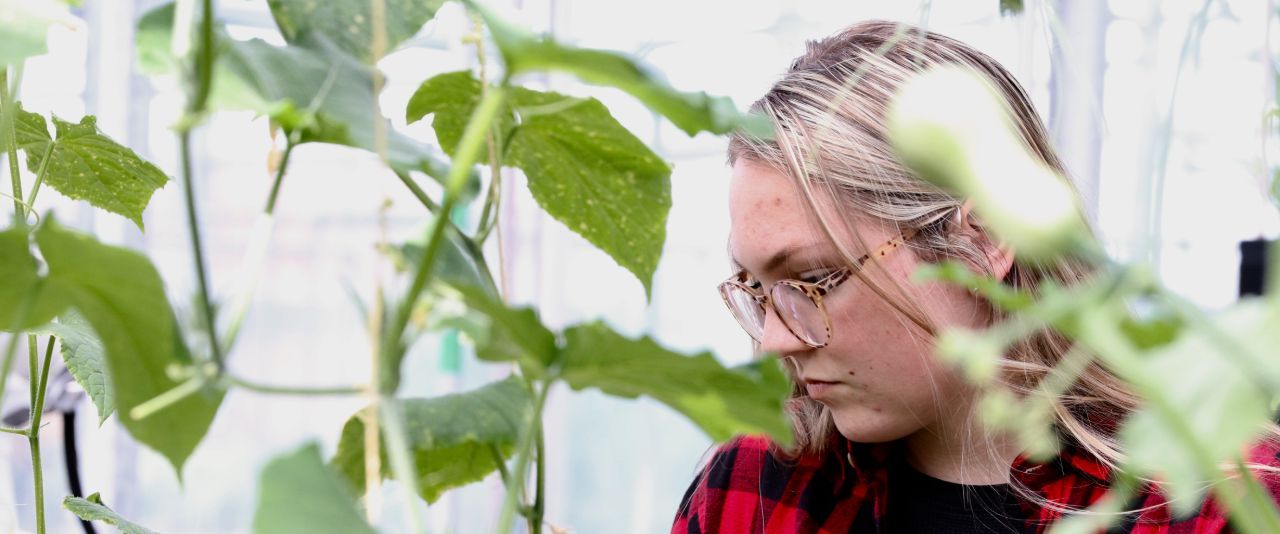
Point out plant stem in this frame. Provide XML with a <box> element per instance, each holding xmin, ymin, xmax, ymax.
<box><xmin>173</xmin><ymin>0</ymin><xmax>223</xmax><ymax>373</ymax></box>
<box><xmin>488</xmin><ymin>444</ymin><xmax>511</xmax><ymax>485</ymax></box>
<box><xmin>27</xmin><ymin>335</ymin><xmax>37</xmax><ymax>418</ymax></box>
<box><xmin>498</xmin><ymin>381</ymin><xmax>549</xmax><ymax>533</ymax></box>
<box><xmin>179</xmin><ymin>132</ymin><xmax>224</xmax><ymax>372</ymax></box>
<box><xmin>218</xmin><ymin>136</ymin><xmax>295</xmax><ymax>354</ymax></box>
<box><xmin>393</xmin><ymin>170</ymin><xmax>441</xmax><ymax>212</ymax></box>
<box><xmin>384</xmin><ymin>87</ymin><xmax>507</xmax><ymax>369</ymax></box>
<box><xmin>222</xmin><ymin>374</ymin><xmax>364</xmax><ymax>396</ymax></box>
<box><xmin>2</xmin><ymin>66</ymin><xmax>25</xmax><ymax>223</ymax></box>
<box><xmin>363</xmin><ymin>278</ymin><xmax>384</xmax><ymax>526</ymax></box>
<box><xmin>129</xmin><ymin>375</ymin><xmax>203</xmax><ymax>420</ymax></box>
<box><xmin>189</xmin><ymin>0</ymin><xmax>216</xmax><ymax>116</ymax></box>
<box><xmin>28</xmin><ymin>433</ymin><xmax>44</xmax><ymax>533</ymax></box>
<box><xmin>24</xmin><ymin>143</ymin><xmax>53</xmax><ymax>210</ymax></box>
<box><xmin>263</xmin><ymin>140</ymin><xmax>294</xmax><ymax>216</ymax></box>
<box><xmin>0</xmin><ymin>285</ymin><xmax>39</xmax><ymax>422</ymax></box>
<box><xmin>0</xmin><ymin>426</ymin><xmax>27</xmax><ymax>436</ymax></box>
<box><xmin>531</xmin><ymin>412</ymin><xmax>546</xmax><ymax>534</ymax></box>
<box><xmin>378</xmin><ymin>398</ymin><xmax>424</xmax><ymax>533</ymax></box>
<box><xmin>1269</xmin><ymin>239</ymin><xmax>1280</xmax><ymax>308</ymax></box>
<box><xmin>27</xmin><ymin>335</ymin><xmax>53</xmax><ymax>534</ymax></box>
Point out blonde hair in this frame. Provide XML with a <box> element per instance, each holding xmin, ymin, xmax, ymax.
<box><xmin>726</xmin><ymin>19</ymin><xmax>1144</xmax><ymax>508</ymax></box>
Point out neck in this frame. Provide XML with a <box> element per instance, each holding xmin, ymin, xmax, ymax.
<box><xmin>902</xmin><ymin>395</ymin><xmax>1021</xmax><ymax>485</ymax></box>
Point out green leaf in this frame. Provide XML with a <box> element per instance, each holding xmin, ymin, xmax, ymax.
<box><xmin>35</xmin><ymin>217</ymin><xmax>223</xmax><ymax>475</ymax></box>
<box><xmin>1118</xmin><ymin>312</ymin><xmax>1182</xmax><ymax>350</ymax></box>
<box><xmin>406</xmin><ymin>70</ymin><xmax>516</xmax><ymax>156</ymax></box>
<box><xmin>135</xmin><ymin>2</ymin><xmax>472</xmax><ymax>196</ymax></box>
<box><xmin>1118</xmin><ymin>300</ymin><xmax>1279</xmax><ymax>515</ymax></box>
<box><xmin>29</xmin><ymin>309</ymin><xmax>113</xmax><ymax>424</ymax></box>
<box><xmin>999</xmin><ymin>0</ymin><xmax>1025</xmax><ymax>15</ymax></box>
<box><xmin>0</xmin><ymin>227</ymin><xmax>49</xmax><ymax>330</ymax></box>
<box><xmin>559</xmin><ymin>321</ymin><xmax>792</xmax><ymax>444</ymax></box>
<box><xmin>14</xmin><ymin>104</ymin><xmax>169</xmax><ymax>230</ymax></box>
<box><xmin>408</xmin><ymin>71</ymin><xmax>673</xmax><ymax>297</ymax></box>
<box><xmin>63</xmin><ymin>492</ymin><xmax>158</xmax><ymax>534</ymax></box>
<box><xmin>254</xmin><ymin>443</ymin><xmax>375</xmax><ymax>534</ymax></box>
<box><xmin>507</xmin><ymin>88</ymin><xmax>671</xmax><ymax>298</ymax></box>
<box><xmin>390</xmin><ymin>222</ymin><xmax>499</xmax><ymax>298</ymax></box>
<box><xmin>431</xmin><ymin>283</ymin><xmax>557</xmax><ymax>379</ymax></box>
<box><xmin>267</xmin><ymin>0</ymin><xmax>447</xmax><ymax>63</ymax></box>
<box><xmin>135</xmin><ymin>3</ymin><xmax>179</xmax><ymax>76</ymax></box>
<box><xmin>0</xmin><ymin>0</ymin><xmax>70</xmax><ymax>66</ymax></box>
<box><xmin>330</xmin><ymin>376</ymin><xmax>532</xmax><ymax>503</ymax></box>
<box><xmin>465</xmin><ymin>2</ymin><xmax>771</xmax><ymax>138</ymax></box>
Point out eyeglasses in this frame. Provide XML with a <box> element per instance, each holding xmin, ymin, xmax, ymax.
<box><xmin>717</xmin><ymin>230</ymin><xmax>916</xmax><ymax>348</ymax></box>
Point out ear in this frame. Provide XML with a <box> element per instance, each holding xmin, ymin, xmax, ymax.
<box><xmin>949</xmin><ymin>200</ymin><xmax>1016</xmax><ymax>282</ymax></box>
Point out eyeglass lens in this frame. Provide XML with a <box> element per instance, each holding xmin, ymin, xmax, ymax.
<box><xmin>721</xmin><ymin>283</ymin><xmax>829</xmax><ymax>347</ymax></box>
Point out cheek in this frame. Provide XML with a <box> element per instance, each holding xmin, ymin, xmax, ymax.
<box><xmin>824</xmin><ymin>279</ymin><xmax>966</xmax><ymax>390</ymax></box>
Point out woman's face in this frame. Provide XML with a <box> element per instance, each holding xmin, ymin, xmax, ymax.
<box><xmin>727</xmin><ymin>159</ymin><xmax>990</xmax><ymax>444</ymax></box>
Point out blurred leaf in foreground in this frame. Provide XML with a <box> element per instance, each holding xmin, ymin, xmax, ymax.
<box><xmin>254</xmin><ymin>443</ymin><xmax>375</xmax><ymax>534</ymax></box>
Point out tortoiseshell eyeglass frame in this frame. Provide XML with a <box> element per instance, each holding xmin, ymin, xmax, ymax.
<box><xmin>717</xmin><ymin>229</ymin><xmax>918</xmax><ymax>348</ymax></box>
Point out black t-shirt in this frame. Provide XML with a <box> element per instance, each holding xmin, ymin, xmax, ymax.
<box><xmin>885</xmin><ymin>458</ymin><xmax>1026</xmax><ymax>533</ymax></box>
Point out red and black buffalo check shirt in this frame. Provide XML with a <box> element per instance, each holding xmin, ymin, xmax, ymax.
<box><xmin>672</xmin><ymin>434</ymin><xmax>1280</xmax><ymax>533</ymax></box>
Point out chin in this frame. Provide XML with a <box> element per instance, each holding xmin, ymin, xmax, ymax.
<box><xmin>828</xmin><ymin>406</ymin><xmax>914</xmax><ymax>444</ymax></box>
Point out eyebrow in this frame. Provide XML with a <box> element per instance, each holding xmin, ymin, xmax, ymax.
<box><xmin>730</xmin><ymin>243</ymin><xmax>809</xmax><ymax>276</ymax></box>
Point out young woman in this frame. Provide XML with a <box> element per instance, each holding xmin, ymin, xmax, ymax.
<box><xmin>672</xmin><ymin>20</ymin><xmax>1280</xmax><ymax>533</ymax></box>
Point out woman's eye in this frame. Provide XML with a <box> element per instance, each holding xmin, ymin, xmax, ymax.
<box><xmin>799</xmin><ymin>271</ymin><xmax>831</xmax><ymax>284</ymax></box>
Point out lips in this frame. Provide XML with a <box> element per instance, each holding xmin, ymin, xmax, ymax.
<box><xmin>802</xmin><ymin>378</ymin><xmax>840</xmax><ymax>398</ymax></box>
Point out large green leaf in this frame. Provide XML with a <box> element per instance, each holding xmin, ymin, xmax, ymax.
<box><xmin>507</xmin><ymin>87</ymin><xmax>671</xmax><ymax>298</ymax></box>
<box><xmin>254</xmin><ymin>443</ymin><xmax>375</xmax><ymax>534</ymax></box>
<box><xmin>465</xmin><ymin>2</ymin><xmax>771</xmax><ymax>138</ymax></box>
<box><xmin>1118</xmin><ymin>300</ymin><xmax>1279</xmax><ymax>515</ymax></box>
<box><xmin>63</xmin><ymin>492</ymin><xmax>157</xmax><ymax>534</ymax></box>
<box><xmin>13</xmin><ymin>103</ymin><xmax>169</xmax><ymax>230</ymax></box>
<box><xmin>0</xmin><ymin>227</ymin><xmax>44</xmax><ymax>329</ymax></box>
<box><xmin>559</xmin><ymin>321</ymin><xmax>792</xmax><ymax>444</ymax></box>
<box><xmin>29</xmin><ymin>309</ymin><xmax>113</xmax><ymax>424</ymax></box>
<box><xmin>0</xmin><ymin>0</ymin><xmax>69</xmax><ymax>66</ymax></box>
<box><xmin>135</xmin><ymin>3</ymin><xmax>471</xmax><ymax>196</ymax></box>
<box><xmin>266</xmin><ymin>0</ymin><xmax>447</xmax><ymax>63</ymax></box>
<box><xmin>35</xmin><ymin>217</ymin><xmax>223</xmax><ymax>474</ymax></box>
<box><xmin>330</xmin><ymin>376</ymin><xmax>531</xmax><ymax>503</ymax></box>
<box><xmin>408</xmin><ymin>71</ymin><xmax>672</xmax><ymax>297</ymax></box>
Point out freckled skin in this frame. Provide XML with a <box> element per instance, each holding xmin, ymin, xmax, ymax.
<box><xmin>728</xmin><ymin>159</ymin><xmax>993</xmax><ymax>449</ymax></box>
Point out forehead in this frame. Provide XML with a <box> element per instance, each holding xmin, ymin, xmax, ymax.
<box><xmin>728</xmin><ymin>160</ymin><xmax>835</xmax><ymax>271</ymax></box>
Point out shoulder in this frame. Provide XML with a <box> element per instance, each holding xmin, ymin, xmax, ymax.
<box><xmin>671</xmin><ymin>435</ymin><xmax>877</xmax><ymax>534</ymax></box>
<box><xmin>671</xmin><ymin>435</ymin><xmax>777</xmax><ymax>534</ymax></box>
<box><xmin>1120</xmin><ymin>437</ymin><xmax>1280</xmax><ymax>533</ymax></box>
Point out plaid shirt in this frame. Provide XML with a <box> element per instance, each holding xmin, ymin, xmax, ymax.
<box><xmin>672</xmin><ymin>434</ymin><xmax>1280</xmax><ymax>533</ymax></box>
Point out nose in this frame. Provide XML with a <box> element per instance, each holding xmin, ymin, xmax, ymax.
<box><xmin>756</xmin><ymin>303</ymin><xmax>810</xmax><ymax>358</ymax></box>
